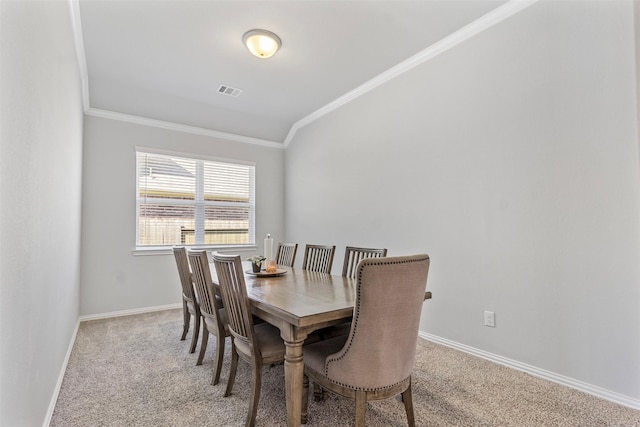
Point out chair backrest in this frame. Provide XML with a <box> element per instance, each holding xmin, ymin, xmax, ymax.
<box><xmin>173</xmin><ymin>246</ymin><xmax>196</xmax><ymax>302</ymax></box>
<box><xmin>341</xmin><ymin>246</ymin><xmax>388</xmax><ymax>279</ymax></box>
<box><xmin>211</xmin><ymin>252</ymin><xmax>256</xmax><ymax>353</ymax></box>
<box><xmin>187</xmin><ymin>250</ymin><xmax>223</xmax><ymax>322</ymax></box>
<box><xmin>276</xmin><ymin>243</ymin><xmax>298</xmax><ymax>267</ymax></box>
<box><xmin>301</xmin><ymin>244</ymin><xmax>336</xmax><ymax>274</ymax></box>
<box><xmin>323</xmin><ymin>254</ymin><xmax>430</xmax><ymax>390</ymax></box>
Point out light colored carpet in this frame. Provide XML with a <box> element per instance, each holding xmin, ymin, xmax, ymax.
<box><xmin>50</xmin><ymin>309</ymin><xmax>640</xmax><ymax>426</ymax></box>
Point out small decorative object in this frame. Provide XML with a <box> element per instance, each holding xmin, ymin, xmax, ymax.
<box><xmin>264</xmin><ymin>234</ymin><xmax>273</xmax><ymax>263</ymax></box>
<box><xmin>247</xmin><ymin>255</ymin><xmax>266</xmax><ymax>273</ymax></box>
<box><xmin>262</xmin><ymin>233</ymin><xmax>276</xmax><ymax>272</ymax></box>
<box><xmin>265</xmin><ymin>259</ymin><xmax>277</xmax><ymax>273</ymax></box>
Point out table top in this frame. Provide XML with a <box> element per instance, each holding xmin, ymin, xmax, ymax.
<box><xmin>209</xmin><ymin>262</ymin><xmax>356</xmax><ymax>329</ymax></box>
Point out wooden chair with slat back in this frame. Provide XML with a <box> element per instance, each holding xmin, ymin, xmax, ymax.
<box><xmin>172</xmin><ymin>246</ymin><xmax>201</xmax><ymax>354</ymax></box>
<box><xmin>301</xmin><ymin>244</ymin><xmax>336</xmax><ymax>274</ymax></box>
<box><xmin>187</xmin><ymin>250</ymin><xmax>230</xmax><ymax>386</ymax></box>
<box><xmin>303</xmin><ymin>254</ymin><xmax>431</xmax><ymax>427</ymax></box>
<box><xmin>342</xmin><ymin>246</ymin><xmax>388</xmax><ymax>279</ymax></box>
<box><xmin>211</xmin><ymin>252</ymin><xmax>287</xmax><ymax>427</ymax></box>
<box><xmin>313</xmin><ymin>246</ymin><xmax>389</xmax><ymax>392</ymax></box>
<box><xmin>275</xmin><ymin>242</ymin><xmax>298</xmax><ymax>267</ymax></box>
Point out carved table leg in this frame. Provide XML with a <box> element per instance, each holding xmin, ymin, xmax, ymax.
<box><xmin>284</xmin><ymin>337</ymin><xmax>305</xmax><ymax>427</ymax></box>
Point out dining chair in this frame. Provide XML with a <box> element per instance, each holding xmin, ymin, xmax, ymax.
<box><xmin>172</xmin><ymin>246</ymin><xmax>201</xmax><ymax>354</ymax></box>
<box><xmin>187</xmin><ymin>250</ymin><xmax>230</xmax><ymax>386</ymax></box>
<box><xmin>316</xmin><ymin>246</ymin><xmax>390</xmax><ymax>344</ymax></box>
<box><xmin>211</xmin><ymin>252</ymin><xmax>287</xmax><ymax>427</ymax></box>
<box><xmin>301</xmin><ymin>244</ymin><xmax>336</xmax><ymax>274</ymax></box>
<box><xmin>302</xmin><ymin>254</ymin><xmax>431</xmax><ymax>427</ymax></box>
<box><xmin>342</xmin><ymin>246</ymin><xmax>388</xmax><ymax>279</ymax></box>
<box><xmin>275</xmin><ymin>242</ymin><xmax>298</xmax><ymax>267</ymax></box>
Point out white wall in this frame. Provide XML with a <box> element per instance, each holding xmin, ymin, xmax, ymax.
<box><xmin>80</xmin><ymin>116</ymin><xmax>285</xmax><ymax>316</ymax></box>
<box><xmin>0</xmin><ymin>1</ymin><xmax>84</xmax><ymax>425</ymax></box>
<box><xmin>636</xmin><ymin>0</ymin><xmax>640</xmax><ymax>152</ymax></box>
<box><xmin>285</xmin><ymin>0</ymin><xmax>640</xmax><ymax>403</ymax></box>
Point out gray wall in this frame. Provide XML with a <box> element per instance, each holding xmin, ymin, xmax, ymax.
<box><xmin>636</xmin><ymin>0</ymin><xmax>640</xmax><ymax>152</ymax></box>
<box><xmin>0</xmin><ymin>1</ymin><xmax>84</xmax><ymax>425</ymax></box>
<box><xmin>80</xmin><ymin>116</ymin><xmax>285</xmax><ymax>316</ymax></box>
<box><xmin>285</xmin><ymin>0</ymin><xmax>640</xmax><ymax>401</ymax></box>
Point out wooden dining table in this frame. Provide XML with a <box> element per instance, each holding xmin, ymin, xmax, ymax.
<box><xmin>209</xmin><ymin>262</ymin><xmax>356</xmax><ymax>427</ymax></box>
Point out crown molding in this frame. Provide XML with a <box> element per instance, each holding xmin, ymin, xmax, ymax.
<box><xmin>283</xmin><ymin>0</ymin><xmax>539</xmax><ymax>148</ymax></box>
<box><xmin>69</xmin><ymin>0</ymin><xmax>537</xmax><ymax>150</ymax></box>
<box><xmin>69</xmin><ymin>0</ymin><xmax>282</xmax><ymax>149</ymax></box>
<box><xmin>85</xmin><ymin>108</ymin><xmax>284</xmax><ymax>148</ymax></box>
<box><xmin>68</xmin><ymin>0</ymin><xmax>90</xmax><ymax>111</ymax></box>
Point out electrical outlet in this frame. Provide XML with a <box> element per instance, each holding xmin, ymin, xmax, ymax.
<box><xmin>484</xmin><ymin>311</ymin><xmax>496</xmax><ymax>327</ymax></box>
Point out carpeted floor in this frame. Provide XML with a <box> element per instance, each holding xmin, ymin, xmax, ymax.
<box><xmin>50</xmin><ymin>309</ymin><xmax>640</xmax><ymax>426</ymax></box>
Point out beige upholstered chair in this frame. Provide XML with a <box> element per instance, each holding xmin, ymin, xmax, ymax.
<box><xmin>172</xmin><ymin>246</ymin><xmax>201</xmax><ymax>354</ymax></box>
<box><xmin>187</xmin><ymin>250</ymin><xmax>230</xmax><ymax>386</ymax></box>
<box><xmin>301</xmin><ymin>244</ymin><xmax>336</xmax><ymax>274</ymax></box>
<box><xmin>275</xmin><ymin>242</ymin><xmax>298</xmax><ymax>267</ymax></box>
<box><xmin>302</xmin><ymin>254</ymin><xmax>431</xmax><ymax>427</ymax></box>
<box><xmin>342</xmin><ymin>246</ymin><xmax>388</xmax><ymax>279</ymax></box>
<box><xmin>211</xmin><ymin>252</ymin><xmax>287</xmax><ymax>427</ymax></box>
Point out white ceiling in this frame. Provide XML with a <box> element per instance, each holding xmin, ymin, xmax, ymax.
<box><xmin>76</xmin><ymin>0</ymin><xmax>512</xmax><ymax>145</ymax></box>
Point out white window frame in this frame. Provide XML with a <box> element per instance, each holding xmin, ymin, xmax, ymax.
<box><xmin>134</xmin><ymin>147</ymin><xmax>256</xmax><ymax>255</ymax></box>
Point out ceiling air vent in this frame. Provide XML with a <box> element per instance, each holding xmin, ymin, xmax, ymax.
<box><xmin>217</xmin><ymin>85</ymin><xmax>243</xmax><ymax>98</ymax></box>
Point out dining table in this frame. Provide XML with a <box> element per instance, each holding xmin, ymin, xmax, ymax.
<box><xmin>209</xmin><ymin>261</ymin><xmax>356</xmax><ymax>427</ymax></box>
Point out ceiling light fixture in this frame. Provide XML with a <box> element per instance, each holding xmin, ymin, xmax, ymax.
<box><xmin>242</xmin><ymin>29</ymin><xmax>281</xmax><ymax>59</ymax></box>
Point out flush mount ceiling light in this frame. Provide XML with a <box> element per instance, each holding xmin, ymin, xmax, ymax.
<box><xmin>242</xmin><ymin>29</ymin><xmax>281</xmax><ymax>59</ymax></box>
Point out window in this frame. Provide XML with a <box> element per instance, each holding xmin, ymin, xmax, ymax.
<box><xmin>136</xmin><ymin>149</ymin><xmax>255</xmax><ymax>248</ymax></box>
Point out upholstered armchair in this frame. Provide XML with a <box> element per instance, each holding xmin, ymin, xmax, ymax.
<box><xmin>302</xmin><ymin>254</ymin><xmax>430</xmax><ymax>426</ymax></box>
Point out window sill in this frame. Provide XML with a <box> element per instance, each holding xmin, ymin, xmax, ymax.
<box><xmin>132</xmin><ymin>244</ymin><xmax>258</xmax><ymax>256</ymax></box>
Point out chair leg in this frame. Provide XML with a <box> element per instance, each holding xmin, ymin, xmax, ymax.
<box><xmin>402</xmin><ymin>383</ymin><xmax>416</xmax><ymax>427</ymax></box>
<box><xmin>302</xmin><ymin>374</ymin><xmax>309</xmax><ymax>424</ymax></box>
<box><xmin>313</xmin><ymin>384</ymin><xmax>326</xmax><ymax>402</ymax></box>
<box><xmin>354</xmin><ymin>390</ymin><xmax>367</xmax><ymax>427</ymax></box>
<box><xmin>211</xmin><ymin>330</ymin><xmax>225</xmax><ymax>385</ymax></box>
<box><xmin>197</xmin><ymin>324</ymin><xmax>209</xmax><ymax>366</ymax></box>
<box><xmin>190</xmin><ymin>313</ymin><xmax>200</xmax><ymax>354</ymax></box>
<box><xmin>224</xmin><ymin>344</ymin><xmax>238</xmax><ymax>398</ymax></box>
<box><xmin>181</xmin><ymin>301</ymin><xmax>189</xmax><ymax>341</ymax></box>
<box><xmin>245</xmin><ymin>359</ymin><xmax>263</xmax><ymax>427</ymax></box>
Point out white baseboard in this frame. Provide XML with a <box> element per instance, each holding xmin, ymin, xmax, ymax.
<box><xmin>43</xmin><ymin>319</ymin><xmax>80</xmax><ymax>427</ymax></box>
<box><xmin>419</xmin><ymin>332</ymin><xmax>640</xmax><ymax>411</ymax></box>
<box><xmin>78</xmin><ymin>303</ymin><xmax>182</xmax><ymax>322</ymax></box>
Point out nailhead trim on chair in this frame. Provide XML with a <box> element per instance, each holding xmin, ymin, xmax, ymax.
<box><xmin>309</xmin><ymin>365</ymin><xmax>410</xmax><ymax>392</ymax></box>
<box><xmin>323</xmin><ymin>255</ymin><xmax>430</xmax><ymax>391</ymax></box>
